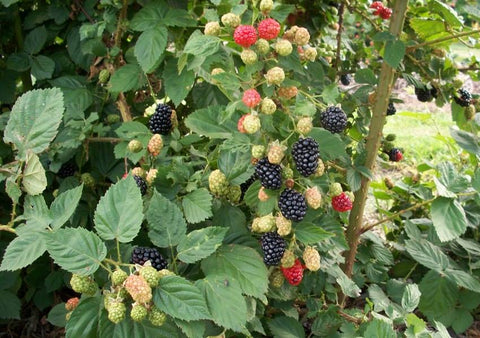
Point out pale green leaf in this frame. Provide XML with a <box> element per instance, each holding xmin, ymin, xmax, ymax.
<box><xmin>410</xmin><ymin>19</ymin><xmax>446</xmax><ymax>40</ymax></box>
<box><xmin>22</xmin><ymin>152</ymin><xmax>47</xmax><ymax>195</ymax></box>
<box><xmin>294</xmin><ymin>222</ymin><xmax>334</xmax><ymax>245</ymax></box>
<box><xmin>201</xmin><ymin>245</ymin><xmax>269</xmax><ymax>301</ymax></box>
<box><xmin>0</xmin><ymin>231</ymin><xmax>46</xmax><ymax>271</ymax></box>
<box><xmin>46</xmin><ymin>227</ymin><xmax>107</xmax><ymax>276</ymax></box>
<box><xmin>177</xmin><ymin>227</ymin><xmax>227</xmax><ymax>264</ymax></box>
<box><xmin>431</xmin><ymin>197</ymin><xmax>467</xmax><ymax>242</ymax></box>
<box><xmin>429</xmin><ymin>0</ymin><xmax>463</xmax><ymax>28</ymax></box>
<box><xmin>50</xmin><ymin>184</ymin><xmax>83</xmax><ymax>229</ymax></box>
<box><xmin>267</xmin><ymin>316</ymin><xmax>305</xmax><ymax>338</ymax></box>
<box><xmin>23</xmin><ymin>195</ymin><xmax>51</xmax><ymax>229</ymax></box>
<box><xmin>154</xmin><ymin>276</ymin><xmax>211</xmax><ymax>321</ymax></box>
<box><xmin>402</xmin><ymin>284</ymin><xmax>421</xmax><ymax>312</ymax></box>
<box><xmin>4</xmin><ymin>88</ymin><xmax>64</xmax><ymax>158</ymax></box>
<box><xmin>327</xmin><ymin>265</ymin><xmax>361</xmax><ymax>298</ymax></box>
<box><xmin>450</xmin><ymin>128</ymin><xmax>480</xmax><ymax>156</ymax></box>
<box><xmin>196</xmin><ymin>275</ymin><xmax>247</xmax><ymax>332</ymax></box>
<box><xmin>134</xmin><ymin>24</ymin><xmax>167</xmax><ymax>73</ymax></box>
<box><xmin>182</xmin><ymin>188</ymin><xmax>213</xmax><ymax>224</ymax></box>
<box><xmin>294</xmin><ymin>94</ymin><xmax>316</xmax><ymax>117</ymax></box>
<box><xmin>364</xmin><ymin>319</ymin><xmax>396</xmax><ymax>338</ymax></box>
<box><xmin>405</xmin><ymin>238</ymin><xmax>449</xmax><ymax>272</ymax></box>
<box><xmin>0</xmin><ymin>0</ymin><xmax>21</xmax><ymax>7</ymax></box>
<box><xmin>94</xmin><ymin>176</ymin><xmax>143</xmax><ymax>242</ymax></box>
<box><xmin>444</xmin><ymin>268</ymin><xmax>480</xmax><ymax>293</ymax></box>
<box><xmin>147</xmin><ymin>190</ymin><xmax>187</xmax><ymax>247</ymax></box>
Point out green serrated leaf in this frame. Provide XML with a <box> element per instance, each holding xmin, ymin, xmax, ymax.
<box><xmin>182</xmin><ymin>189</ymin><xmax>213</xmax><ymax>224</ymax></box>
<box><xmin>135</xmin><ymin>24</ymin><xmax>167</xmax><ymax>73</ymax></box>
<box><xmin>94</xmin><ymin>176</ymin><xmax>143</xmax><ymax>242</ymax></box>
<box><xmin>429</xmin><ymin>0</ymin><xmax>463</xmax><ymax>28</ymax></box>
<box><xmin>384</xmin><ymin>40</ymin><xmax>405</xmax><ymax>69</ymax></box>
<box><xmin>0</xmin><ymin>230</ymin><xmax>46</xmax><ymax>271</ymax></box>
<box><xmin>196</xmin><ymin>275</ymin><xmax>247</xmax><ymax>332</ymax></box>
<box><xmin>154</xmin><ymin>276</ymin><xmax>211</xmax><ymax>321</ymax></box>
<box><xmin>22</xmin><ymin>152</ymin><xmax>47</xmax><ymax>195</ymax></box>
<box><xmin>23</xmin><ymin>195</ymin><xmax>51</xmax><ymax>229</ymax></box>
<box><xmin>364</xmin><ymin>319</ymin><xmax>395</xmax><ymax>338</ymax></box>
<box><xmin>30</xmin><ymin>55</ymin><xmax>55</xmax><ymax>80</ymax></box>
<box><xmin>405</xmin><ymin>238</ymin><xmax>449</xmax><ymax>272</ymax></box>
<box><xmin>130</xmin><ymin>2</ymin><xmax>168</xmax><ymax>31</ymax></box>
<box><xmin>309</xmin><ymin>128</ymin><xmax>348</xmax><ymax>161</ymax></box>
<box><xmin>218</xmin><ymin>150</ymin><xmax>253</xmax><ymax>185</ymax></box>
<box><xmin>4</xmin><ymin>88</ymin><xmax>64</xmax><ymax>158</ymax></box>
<box><xmin>401</xmin><ymin>284</ymin><xmax>421</xmax><ymax>312</ymax></box>
<box><xmin>163</xmin><ymin>58</ymin><xmax>195</xmax><ymax>106</ymax></box>
<box><xmin>47</xmin><ymin>303</ymin><xmax>67</xmax><ymax>328</ymax></box>
<box><xmin>24</xmin><ymin>25</ymin><xmax>47</xmax><ymax>54</ymax></box>
<box><xmin>66</xmin><ymin>297</ymin><xmax>102</xmax><ymax>338</ymax></box>
<box><xmin>418</xmin><ymin>270</ymin><xmax>458</xmax><ymax>322</ymax></box>
<box><xmin>0</xmin><ymin>290</ymin><xmax>21</xmax><ymax>319</ymax></box>
<box><xmin>177</xmin><ymin>227</ymin><xmax>227</xmax><ymax>264</ymax></box>
<box><xmin>410</xmin><ymin>19</ymin><xmax>446</xmax><ymax>40</ymax></box>
<box><xmin>354</xmin><ymin>68</ymin><xmax>377</xmax><ymax>85</ymax></box>
<box><xmin>46</xmin><ymin>227</ymin><xmax>107</xmax><ymax>276</ymax></box>
<box><xmin>431</xmin><ymin>197</ymin><xmax>467</xmax><ymax>242</ymax></box>
<box><xmin>267</xmin><ymin>316</ymin><xmax>305</xmax><ymax>338</ymax></box>
<box><xmin>201</xmin><ymin>244</ymin><xmax>268</xmax><ymax>301</ymax></box>
<box><xmin>147</xmin><ymin>190</ymin><xmax>187</xmax><ymax>247</ymax></box>
<box><xmin>327</xmin><ymin>265</ymin><xmax>361</xmax><ymax>298</ymax></box>
<box><xmin>50</xmin><ymin>184</ymin><xmax>83</xmax><ymax>229</ymax></box>
<box><xmin>163</xmin><ymin>9</ymin><xmax>196</xmax><ymax>27</ymax></box>
<box><xmin>108</xmin><ymin>64</ymin><xmax>145</xmax><ymax>93</ymax></box>
<box><xmin>321</xmin><ymin>83</ymin><xmax>340</xmax><ymax>104</ymax></box>
<box><xmin>174</xmin><ymin>319</ymin><xmax>206</xmax><ymax>338</ymax></box>
<box><xmin>184</xmin><ymin>30</ymin><xmax>220</xmax><ymax>58</ymax></box>
<box><xmin>294</xmin><ymin>222</ymin><xmax>334</xmax><ymax>245</ymax></box>
<box><xmin>450</xmin><ymin>128</ymin><xmax>480</xmax><ymax>156</ymax></box>
<box><xmin>294</xmin><ymin>94</ymin><xmax>316</xmax><ymax>117</ymax></box>
<box><xmin>185</xmin><ymin>106</ymin><xmax>236</xmax><ymax>139</ymax></box>
<box><xmin>444</xmin><ymin>268</ymin><xmax>480</xmax><ymax>293</ymax></box>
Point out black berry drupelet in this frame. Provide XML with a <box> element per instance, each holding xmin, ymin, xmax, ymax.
<box><xmin>133</xmin><ymin>175</ymin><xmax>147</xmax><ymax>195</ymax></box>
<box><xmin>255</xmin><ymin>158</ymin><xmax>282</xmax><ymax>190</ymax></box>
<box><xmin>278</xmin><ymin>188</ymin><xmax>307</xmax><ymax>222</ymax></box>
<box><xmin>261</xmin><ymin>232</ymin><xmax>286</xmax><ymax>266</ymax></box>
<box><xmin>58</xmin><ymin>162</ymin><xmax>76</xmax><ymax>178</ymax></box>
<box><xmin>386</xmin><ymin>102</ymin><xmax>396</xmax><ymax>116</ymax></box>
<box><xmin>292</xmin><ymin>137</ymin><xmax>319</xmax><ymax>177</ymax></box>
<box><xmin>131</xmin><ymin>247</ymin><xmax>168</xmax><ymax>270</ymax></box>
<box><xmin>321</xmin><ymin>106</ymin><xmax>347</xmax><ymax>133</ymax></box>
<box><xmin>415</xmin><ymin>87</ymin><xmax>432</xmax><ymax>102</ymax></box>
<box><xmin>240</xmin><ymin>175</ymin><xmax>256</xmax><ymax>200</ymax></box>
<box><xmin>454</xmin><ymin>88</ymin><xmax>472</xmax><ymax>107</ymax></box>
<box><xmin>340</xmin><ymin>74</ymin><xmax>351</xmax><ymax>86</ymax></box>
<box><xmin>149</xmin><ymin>104</ymin><xmax>172</xmax><ymax>135</ymax></box>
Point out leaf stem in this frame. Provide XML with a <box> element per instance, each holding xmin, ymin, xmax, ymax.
<box><xmin>406</xmin><ymin>29</ymin><xmax>480</xmax><ymax>52</ymax></box>
<box><xmin>0</xmin><ymin>225</ymin><xmax>16</xmax><ymax>234</ymax></box>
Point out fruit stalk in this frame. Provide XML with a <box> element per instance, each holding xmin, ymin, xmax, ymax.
<box><xmin>340</xmin><ymin>0</ymin><xmax>409</xmax><ymax>306</ymax></box>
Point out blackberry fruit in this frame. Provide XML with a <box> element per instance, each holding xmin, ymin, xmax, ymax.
<box><xmin>149</xmin><ymin>104</ymin><xmax>172</xmax><ymax>135</ymax></box>
<box><xmin>131</xmin><ymin>247</ymin><xmax>168</xmax><ymax>270</ymax></box>
<box><xmin>261</xmin><ymin>232</ymin><xmax>286</xmax><ymax>266</ymax></box>
<box><xmin>386</xmin><ymin>102</ymin><xmax>396</xmax><ymax>116</ymax></box>
<box><xmin>240</xmin><ymin>175</ymin><xmax>256</xmax><ymax>200</ymax></box>
<box><xmin>388</xmin><ymin>148</ymin><xmax>403</xmax><ymax>162</ymax></box>
<box><xmin>321</xmin><ymin>106</ymin><xmax>347</xmax><ymax>133</ymax></box>
<box><xmin>340</xmin><ymin>74</ymin><xmax>351</xmax><ymax>86</ymax></box>
<box><xmin>255</xmin><ymin>158</ymin><xmax>282</xmax><ymax>190</ymax></box>
<box><xmin>454</xmin><ymin>88</ymin><xmax>472</xmax><ymax>107</ymax></box>
<box><xmin>278</xmin><ymin>188</ymin><xmax>307</xmax><ymax>222</ymax></box>
<box><xmin>58</xmin><ymin>162</ymin><xmax>76</xmax><ymax>178</ymax></box>
<box><xmin>292</xmin><ymin>137</ymin><xmax>319</xmax><ymax>177</ymax></box>
<box><xmin>415</xmin><ymin>87</ymin><xmax>432</xmax><ymax>102</ymax></box>
<box><xmin>133</xmin><ymin>175</ymin><xmax>148</xmax><ymax>195</ymax></box>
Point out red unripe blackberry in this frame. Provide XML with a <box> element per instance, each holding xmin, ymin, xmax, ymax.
<box><xmin>281</xmin><ymin>258</ymin><xmax>304</xmax><ymax>286</ymax></box>
<box><xmin>257</xmin><ymin>19</ymin><xmax>281</xmax><ymax>40</ymax></box>
<box><xmin>389</xmin><ymin>148</ymin><xmax>403</xmax><ymax>162</ymax></box>
<box><xmin>255</xmin><ymin>158</ymin><xmax>282</xmax><ymax>190</ymax></box>
<box><xmin>379</xmin><ymin>7</ymin><xmax>392</xmax><ymax>19</ymax></box>
<box><xmin>233</xmin><ymin>25</ymin><xmax>258</xmax><ymax>48</ymax></box>
<box><xmin>321</xmin><ymin>106</ymin><xmax>347</xmax><ymax>133</ymax></box>
<box><xmin>149</xmin><ymin>104</ymin><xmax>172</xmax><ymax>135</ymax></box>
<box><xmin>131</xmin><ymin>247</ymin><xmax>168</xmax><ymax>270</ymax></box>
<box><xmin>291</xmin><ymin>137</ymin><xmax>319</xmax><ymax>177</ymax></box>
<box><xmin>261</xmin><ymin>232</ymin><xmax>286</xmax><ymax>266</ymax></box>
<box><xmin>278</xmin><ymin>188</ymin><xmax>307</xmax><ymax>222</ymax></box>
<box><xmin>331</xmin><ymin>192</ymin><xmax>353</xmax><ymax>212</ymax></box>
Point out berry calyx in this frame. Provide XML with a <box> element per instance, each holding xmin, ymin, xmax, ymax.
<box><xmin>331</xmin><ymin>192</ymin><xmax>353</xmax><ymax>212</ymax></box>
<box><xmin>281</xmin><ymin>259</ymin><xmax>304</xmax><ymax>286</ymax></box>
<box><xmin>261</xmin><ymin>232</ymin><xmax>287</xmax><ymax>266</ymax></box>
<box><xmin>278</xmin><ymin>188</ymin><xmax>307</xmax><ymax>222</ymax></box>
<box><xmin>258</xmin><ymin>18</ymin><xmax>281</xmax><ymax>40</ymax></box>
<box><xmin>242</xmin><ymin>89</ymin><xmax>262</xmax><ymax>108</ymax></box>
<box><xmin>233</xmin><ymin>25</ymin><xmax>258</xmax><ymax>48</ymax></box>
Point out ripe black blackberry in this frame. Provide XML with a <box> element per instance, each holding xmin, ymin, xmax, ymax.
<box><xmin>131</xmin><ymin>247</ymin><xmax>168</xmax><ymax>270</ymax></box>
<box><xmin>149</xmin><ymin>104</ymin><xmax>172</xmax><ymax>135</ymax></box>
<box><xmin>58</xmin><ymin>162</ymin><xmax>76</xmax><ymax>178</ymax></box>
<box><xmin>240</xmin><ymin>175</ymin><xmax>256</xmax><ymax>200</ymax></box>
<box><xmin>386</xmin><ymin>102</ymin><xmax>396</xmax><ymax>116</ymax></box>
<box><xmin>340</xmin><ymin>74</ymin><xmax>351</xmax><ymax>86</ymax></box>
<box><xmin>388</xmin><ymin>148</ymin><xmax>403</xmax><ymax>162</ymax></box>
<box><xmin>292</xmin><ymin>137</ymin><xmax>319</xmax><ymax>177</ymax></box>
<box><xmin>415</xmin><ymin>87</ymin><xmax>432</xmax><ymax>102</ymax></box>
<box><xmin>133</xmin><ymin>175</ymin><xmax>147</xmax><ymax>195</ymax></box>
<box><xmin>430</xmin><ymin>86</ymin><xmax>438</xmax><ymax>99</ymax></box>
<box><xmin>261</xmin><ymin>232</ymin><xmax>286</xmax><ymax>266</ymax></box>
<box><xmin>278</xmin><ymin>188</ymin><xmax>307</xmax><ymax>222</ymax></box>
<box><xmin>320</xmin><ymin>106</ymin><xmax>347</xmax><ymax>133</ymax></box>
<box><xmin>454</xmin><ymin>88</ymin><xmax>472</xmax><ymax>107</ymax></box>
<box><xmin>255</xmin><ymin>158</ymin><xmax>282</xmax><ymax>190</ymax></box>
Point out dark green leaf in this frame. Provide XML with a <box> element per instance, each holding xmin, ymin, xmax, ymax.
<box><xmin>24</xmin><ymin>25</ymin><xmax>47</xmax><ymax>54</ymax></box>
<box><xmin>66</xmin><ymin>297</ymin><xmax>102</xmax><ymax>338</ymax></box>
<box><xmin>50</xmin><ymin>184</ymin><xmax>83</xmax><ymax>229</ymax></box>
<box><xmin>30</xmin><ymin>55</ymin><xmax>55</xmax><ymax>80</ymax></box>
<box><xmin>163</xmin><ymin>58</ymin><xmax>195</xmax><ymax>106</ymax></box>
<box><xmin>418</xmin><ymin>270</ymin><xmax>458</xmax><ymax>322</ymax></box>
<box><xmin>108</xmin><ymin>64</ymin><xmax>145</xmax><ymax>93</ymax></box>
<box><xmin>184</xmin><ymin>31</ymin><xmax>221</xmax><ymax>58</ymax></box>
<box><xmin>185</xmin><ymin>106</ymin><xmax>236</xmax><ymax>139</ymax></box>
<box><xmin>267</xmin><ymin>316</ymin><xmax>305</xmax><ymax>338</ymax></box>
<box><xmin>354</xmin><ymin>69</ymin><xmax>377</xmax><ymax>85</ymax></box>
<box><xmin>0</xmin><ymin>291</ymin><xmax>21</xmax><ymax>319</ymax></box>
<box><xmin>134</xmin><ymin>24</ymin><xmax>168</xmax><ymax>73</ymax></box>
<box><xmin>0</xmin><ymin>230</ymin><xmax>46</xmax><ymax>271</ymax></box>
<box><xmin>182</xmin><ymin>188</ymin><xmax>213</xmax><ymax>224</ymax></box>
<box><xmin>405</xmin><ymin>238</ymin><xmax>449</xmax><ymax>272</ymax></box>
<box><xmin>384</xmin><ymin>40</ymin><xmax>405</xmax><ymax>69</ymax></box>
<box><xmin>177</xmin><ymin>227</ymin><xmax>227</xmax><ymax>264</ymax></box>
<box><xmin>310</xmin><ymin>128</ymin><xmax>348</xmax><ymax>161</ymax></box>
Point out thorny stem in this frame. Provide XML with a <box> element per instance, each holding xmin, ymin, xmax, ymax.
<box><xmin>340</xmin><ymin>0</ymin><xmax>409</xmax><ymax>307</ymax></box>
<box><xmin>406</xmin><ymin>29</ymin><xmax>480</xmax><ymax>52</ymax></box>
<box><xmin>334</xmin><ymin>3</ymin><xmax>345</xmax><ymax>73</ymax></box>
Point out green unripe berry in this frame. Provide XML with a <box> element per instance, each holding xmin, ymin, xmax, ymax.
<box><xmin>130</xmin><ymin>304</ymin><xmax>148</xmax><ymax>322</ymax></box>
<box><xmin>385</xmin><ymin>134</ymin><xmax>396</xmax><ymax>142</ymax></box>
<box><xmin>252</xmin><ymin>145</ymin><xmax>266</xmax><ymax>158</ymax></box>
<box><xmin>111</xmin><ymin>269</ymin><xmax>128</xmax><ymax>286</ymax></box>
<box><xmin>98</xmin><ymin>69</ymin><xmax>110</xmax><ymax>83</ymax></box>
<box><xmin>241</xmin><ymin>49</ymin><xmax>258</xmax><ymax>65</ymax></box>
<box><xmin>255</xmin><ymin>39</ymin><xmax>270</xmax><ymax>55</ymax></box>
<box><xmin>329</xmin><ymin>183</ymin><xmax>343</xmax><ymax>197</ymax></box>
<box><xmin>108</xmin><ymin>301</ymin><xmax>126</xmax><ymax>324</ymax></box>
<box><xmin>148</xmin><ymin>306</ymin><xmax>167</xmax><ymax>326</ymax></box>
<box><xmin>81</xmin><ymin>173</ymin><xmax>95</xmax><ymax>189</ymax></box>
<box><xmin>128</xmin><ymin>140</ymin><xmax>143</xmax><ymax>153</ymax></box>
<box><xmin>139</xmin><ymin>266</ymin><xmax>160</xmax><ymax>288</ymax></box>
<box><xmin>106</xmin><ymin>114</ymin><xmax>120</xmax><ymax>124</ymax></box>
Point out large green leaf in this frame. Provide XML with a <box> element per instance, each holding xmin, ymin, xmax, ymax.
<box><xmin>444</xmin><ymin>269</ymin><xmax>480</xmax><ymax>293</ymax></box>
<box><xmin>431</xmin><ymin>197</ymin><xmax>467</xmax><ymax>242</ymax></box>
<box><xmin>201</xmin><ymin>245</ymin><xmax>269</xmax><ymax>301</ymax></box>
<box><xmin>309</xmin><ymin>128</ymin><xmax>348</xmax><ymax>161</ymax></box>
<box><xmin>384</xmin><ymin>40</ymin><xmax>405</xmax><ymax>69</ymax></box>
<box><xmin>46</xmin><ymin>228</ymin><xmax>107</xmax><ymax>276</ymax></box>
<box><xmin>429</xmin><ymin>0</ymin><xmax>463</xmax><ymax>28</ymax></box>
<box><xmin>134</xmin><ymin>24</ymin><xmax>167</xmax><ymax>73</ymax></box>
<box><xmin>24</xmin><ymin>25</ymin><xmax>47</xmax><ymax>54</ymax></box>
<box><xmin>94</xmin><ymin>176</ymin><xmax>143</xmax><ymax>242</ymax></box>
<box><xmin>108</xmin><ymin>64</ymin><xmax>145</xmax><ymax>93</ymax></box>
<box><xmin>364</xmin><ymin>319</ymin><xmax>396</xmax><ymax>338</ymax></box>
<box><xmin>405</xmin><ymin>238</ymin><xmax>449</xmax><ymax>272</ymax></box>
<box><xmin>30</xmin><ymin>55</ymin><xmax>55</xmax><ymax>80</ymax></box>
<box><xmin>418</xmin><ymin>270</ymin><xmax>458</xmax><ymax>322</ymax></box>
<box><xmin>267</xmin><ymin>316</ymin><xmax>305</xmax><ymax>338</ymax></box>
<box><xmin>163</xmin><ymin>58</ymin><xmax>195</xmax><ymax>106</ymax></box>
<box><xmin>196</xmin><ymin>275</ymin><xmax>247</xmax><ymax>332</ymax></box>
<box><xmin>450</xmin><ymin>128</ymin><xmax>480</xmax><ymax>157</ymax></box>
<box><xmin>185</xmin><ymin>106</ymin><xmax>236</xmax><ymax>139</ymax></box>
<box><xmin>184</xmin><ymin>30</ymin><xmax>221</xmax><ymax>58</ymax></box>
<box><xmin>0</xmin><ymin>231</ymin><xmax>46</xmax><ymax>271</ymax></box>
<box><xmin>146</xmin><ymin>190</ymin><xmax>187</xmax><ymax>247</ymax></box>
<box><xmin>4</xmin><ymin>88</ymin><xmax>64</xmax><ymax>158</ymax></box>
<box><xmin>177</xmin><ymin>227</ymin><xmax>228</xmax><ymax>264</ymax></box>
<box><xmin>66</xmin><ymin>297</ymin><xmax>102</xmax><ymax>338</ymax></box>
<box><xmin>217</xmin><ymin>150</ymin><xmax>253</xmax><ymax>185</ymax></box>
<box><xmin>153</xmin><ymin>276</ymin><xmax>211</xmax><ymax>321</ymax></box>
<box><xmin>22</xmin><ymin>152</ymin><xmax>47</xmax><ymax>195</ymax></box>
<box><xmin>50</xmin><ymin>184</ymin><xmax>83</xmax><ymax>229</ymax></box>
<box><xmin>294</xmin><ymin>222</ymin><xmax>334</xmax><ymax>245</ymax></box>
<box><xmin>401</xmin><ymin>284</ymin><xmax>421</xmax><ymax>312</ymax></box>
<box><xmin>326</xmin><ymin>265</ymin><xmax>361</xmax><ymax>298</ymax></box>
<box><xmin>182</xmin><ymin>188</ymin><xmax>213</xmax><ymax>224</ymax></box>
<box><xmin>0</xmin><ymin>291</ymin><xmax>21</xmax><ymax>319</ymax></box>
<box><xmin>23</xmin><ymin>195</ymin><xmax>51</xmax><ymax>229</ymax></box>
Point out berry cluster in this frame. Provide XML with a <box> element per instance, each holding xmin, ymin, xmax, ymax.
<box><xmin>370</xmin><ymin>1</ymin><xmax>392</xmax><ymax>19</ymax></box>
<box><xmin>291</xmin><ymin>137</ymin><xmax>319</xmax><ymax>177</ymax></box>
